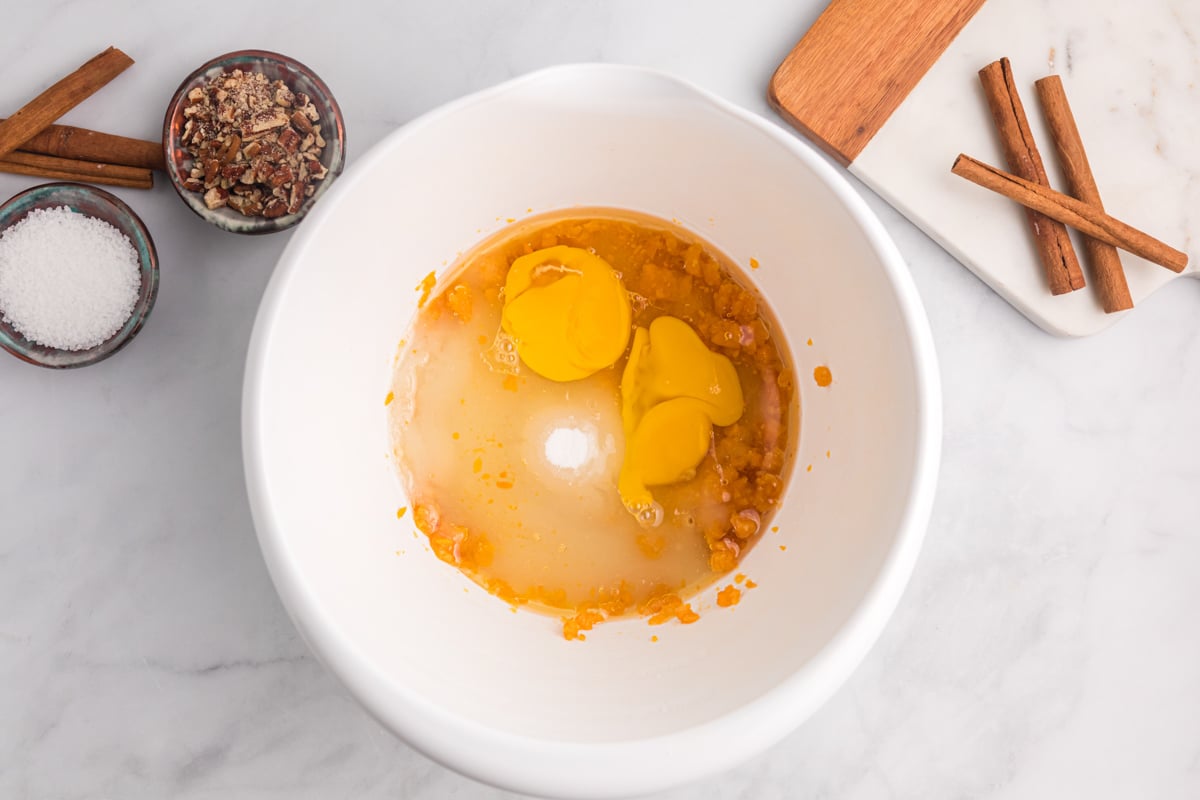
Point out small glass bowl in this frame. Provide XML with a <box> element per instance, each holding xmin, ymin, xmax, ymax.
<box><xmin>163</xmin><ymin>50</ymin><xmax>346</xmax><ymax>234</ymax></box>
<box><xmin>0</xmin><ymin>182</ymin><xmax>159</xmax><ymax>369</ymax></box>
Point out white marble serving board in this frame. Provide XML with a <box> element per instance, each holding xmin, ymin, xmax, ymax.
<box><xmin>849</xmin><ymin>0</ymin><xmax>1199</xmax><ymax>336</ymax></box>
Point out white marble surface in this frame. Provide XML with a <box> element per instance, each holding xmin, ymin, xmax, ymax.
<box><xmin>2</xmin><ymin>2</ymin><xmax>1198</xmax><ymax>798</ymax></box>
<box><xmin>853</xmin><ymin>0</ymin><xmax>1200</xmax><ymax>336</ymax></box>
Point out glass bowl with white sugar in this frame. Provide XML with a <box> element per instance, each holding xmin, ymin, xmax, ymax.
<box><xmin>0</xmin><ymin>182</ymin><xmax>158</xmax><ymax>368</ymax></box>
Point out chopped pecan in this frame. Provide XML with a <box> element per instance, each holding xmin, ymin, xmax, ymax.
<box><xmin>179</xmin><ymin>69</ymin><xmax>331</xmax><ymax>219</ymax></box>
<box><xmin>269</xmin><ymin>163</ymin><xmax>294</xmax><ymax>188</ymax></box>
<box><xmin>263</xmin><ymin>198</ymin><xmax>288</xmax><ymax>218</ymax></box>
<box><xmin>202</xmin><ymin>158</ymin><xmax>220</xmax><ymax>185</ymax></box>
<box><xmin>218</xmin><ymin>133</ymin><xmax>241</xmax><ymax>164</ymax></box>
<box><xmin>277</xmin><ymin>127</ymin><xmax>300</xmax><ymax>153</ymax></box>
<box><xmin>248</xmin><ymin>109</ymin><xmax>289</xmax><ymax>134</ymax></box>
<box><xmin>288</xmin><ymin>180</ymin><xmax>308</xmax><ymax>213</ymax></box>
<box><xmin>203</xmin><ymin>187</ymin><xmax>228</xmax><ymax>209</ymax></box>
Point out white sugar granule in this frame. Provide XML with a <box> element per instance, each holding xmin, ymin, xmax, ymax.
<box><xmin>0</xmin><ymin>206</ymin><xmax>141</xmax><ymax>351</ymax></box>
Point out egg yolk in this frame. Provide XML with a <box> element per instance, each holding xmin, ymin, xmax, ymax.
<box><xmin>501</xmin><ymin>246</ymin><xmax>632</xmax><ymax>382</ymax></box>
<box><xmin>618</xmin><ymin>316</ymin><xmax>744</xmax><ymax>512</ymax></box>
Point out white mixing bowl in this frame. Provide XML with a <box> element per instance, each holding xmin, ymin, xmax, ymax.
<box><xmin>243</xmin><ymin>64</ymin><xmax>941</xmax><ymax>798</ymax></box>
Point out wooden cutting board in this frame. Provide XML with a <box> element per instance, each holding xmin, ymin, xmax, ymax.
<box><xmin>769</xmin><ymin>0</ymin><xmax>1199</xmax><ymax>336</ymax></box>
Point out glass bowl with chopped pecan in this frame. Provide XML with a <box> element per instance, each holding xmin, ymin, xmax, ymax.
<box><xmin>163</xmin><ymin>50</ymin><xmax>346</xmax><ymax>234</ymax></box>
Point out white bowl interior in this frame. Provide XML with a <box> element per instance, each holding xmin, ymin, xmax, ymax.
<box><xmin>245</xmin><ymin>65</ymin><xmax>938</xmax><ymax>796</ymax></box>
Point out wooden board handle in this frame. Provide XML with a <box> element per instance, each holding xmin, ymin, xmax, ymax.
<box><xmin>769</xmin><ymin>0</ymin><xmax>987</xmax><ymax>166</ymax></box>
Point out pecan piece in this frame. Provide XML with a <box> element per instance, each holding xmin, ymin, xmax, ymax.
<box><xmin>263</xmin><ymin>198</ymin><xmax>288</xmax><ymax>218</ymax></box>
<box><xmin>287</xmin><ymin>180</ymin><xmax>308</xmax><ymax>214</ymax></box>
<box><xmin>202</xmin><ymin>158</ymin><xmax>221</xmax><ymax>185</ymax></box>
<box><xmin>269</xmin><ymin>163</ymin><xmax>294</xmax><ymax>188</ymax></box>
<box><xmin>306</xmin><ymin>158</ymin><xmax>328</xmax><ymax>181</ymax></box>
<box><xmin>227</xmin><ymin>194</ymin><xmax>263</xmax><ymax>216</ymax></box>
<box><xmin>203</xmin><ymin>187</ymin><xmax>228</xmax><ymax>209</ymax></box>
<box><xmin>290</xmin><ymin>110</ymin><xmax>313</xmax><ymax>134</ymax></box>
<box><xmin>248</xmin><ymin>109</ymin><xmax>289</xmax><ymax>134</ymax></box>
<box><xmin>277</xmin><ymin>127</ymin><xmax>301</xmax><ymax>153</ymax></box>
<box><xmin>218</xmin><ymin>133</ymin><xmax>241</xmax><ymax>164</ymax></box>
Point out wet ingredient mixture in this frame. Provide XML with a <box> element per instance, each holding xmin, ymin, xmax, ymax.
<box><xmin>389</xmin><ymin>209</ymin><xmax>796</xmax><ymax>637</ymax></box>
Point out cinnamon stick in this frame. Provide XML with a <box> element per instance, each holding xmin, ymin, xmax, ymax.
<box><xmin>952</xmin><ymin>154</ymin><xmax>1188</xmax><ymax>273</ymax></box>
<box><xmin>978</xmin><ymin>58</ymin><xmax>1085</xmax><ymax>294</ymax></box>
<box><xmin>1034</xmin><ymin>75</ymin><xmax>1133</xmax><ymax>313</ymax></box>
<box><xmin>0</xmin><ymin>151</ymin><xmax>153</xmax><ymax>188</ymax></box>
<box><xmin>0</xmin><ymin>47</ymin><xmax>134</xmax><ymax>162</ymax></box>
<box><xmin>1</xmin><ymin>119</ymin><xmax>163</xmax><ymax>172</ymax></box>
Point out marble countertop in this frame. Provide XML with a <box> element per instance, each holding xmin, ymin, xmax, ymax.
<box><xmin>2</xmin><ymin>2</ymin><xmax>1198</xmax><ymax>798</ymax></box>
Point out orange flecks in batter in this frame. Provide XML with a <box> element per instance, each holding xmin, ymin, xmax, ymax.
<box><xmin>636</xmin><ymin>533</ymin><xmax>666</xmax><ymax>559</ymax></box>
<box><xmin>771</xmin><ymin>526</ymin><xmax>779</xmax><ymax>533</ymax></box>
<box><xmin>396</xmin><ymin>507</ymin><xmax>407</xmax><ymax>520</ymax></box>
<box><xmin>495</xmin><ymin>480</ymin><xmax>514</xmax><ymax>490</ymax></box>
<box><xmin>477</xmin><ymin>334</ymin><xmax>489</xmax><ymax>346</ymax></box>
<box><xmin>428</xmin><ymin>525</ymin><xmax>494</xmax><ymax>569</ymax></box>
<box><xmin>452</xmin><ymin>431</ymin><xmax>460</xmax><ymax>440</ymax></box>
<box><xmin>506</xmin><ymin>217</ymin><xmax>516</xmax><ymax>223</ymax></box>
<box><xmin>745</xmin><ymin>579</ymin><xmax>758</xmax><ymax>589</ymax></box>
<box><xmin>502</xmin><ymin>375</ymin><xmax>520</xmax><ymax>392</ymax></box>
<box><xmin>734</xmin><ymin>573</ymin><xmax>746</xmax><ymax>584</ymax></box>
<box><xmin>826</xmin><ymin>449</ymin><xmax>831</xmax><ymax>458</ymax></box>
<box><xmin>384</xmin><ymin>391</ymin><xmax>394</xmax><ymax>405</ymax></box>
<box><xmin>413</xmin><ymin>504</ymin><xmax>437</xmax><ymax>535</ymax></box>
<box><xmin>593</xmin><ymin>581</ymin><xmax>634</xmax><ymax>617</ymax></box>
<box><xmin>415</xmin><ymin>271</ymin><xmax>437</xmax><ymax>307</ymax></box>
<box><xmin>716</xmin><ymin>585</ymin><xmax>742</xmax><ymax>607</ymax></box>
<box><xmin>806</xmin><ymin>464</ymin><xmax>813</xmax><ymax>473</ymax></box>
<box><xmin>779</xmin><ymin>545</ymin><xmax>788</xmax><ymax>552</ymax></box>
<box><xmin>472</xmin><ymin>457</ymin><xmax>483</xmax><ymax>474</ymax></box>
<box><xmin>806</xmin><ymin>338</ymin><xmax>813</xmax><ymax>346</ymax></box>
<box><xmin>651</xmin><ymin>635</ymin><xmax>658</xmax><ymax>642</ymax></box>
<box><xmin>709</xmin><ymin>549</ymin><xmax>737</xmax><ymax>573</ymax></box>
<box><xmin>447</xmin><ymin>284</ymin><xmax>473</xmax><ymax>322</ymax></box>
<box><xmin>749</xmin><ymin>257</ymin><xmax>760</xmax><ymax>270</ymax></box>
<box><xmin>486</xmin><ymin>578</ymin><xmax>524</xmax><ymax>606</ymax></box>
<box><xmin>814</xmin><ymin>365</ymin><xmax>833</xmax><ymax>387</ymax></box>
<box><xmin>563</xmin><ymin>608</ymin><xmax>605</xmax><ymax>641</ymax></box>
<box><xmin>640</xmin><ymin>592</ymin><xmax>700</xmax><ymax>626</ymax></box>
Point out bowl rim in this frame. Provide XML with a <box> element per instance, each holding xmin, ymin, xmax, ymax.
<box><xmin>0</xmin><ymin>181</ymin><xmax>160</xmax><ymax>369</ymax></box>
<box><xmin>242</xmin><ymin>63</ymin><xmax>943</xmax><ymax>798</ymax></box>
<box><xmin>161</xmin><ymin>48</ymin><xmax>346</xmax><ymax>235</ymax></box>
